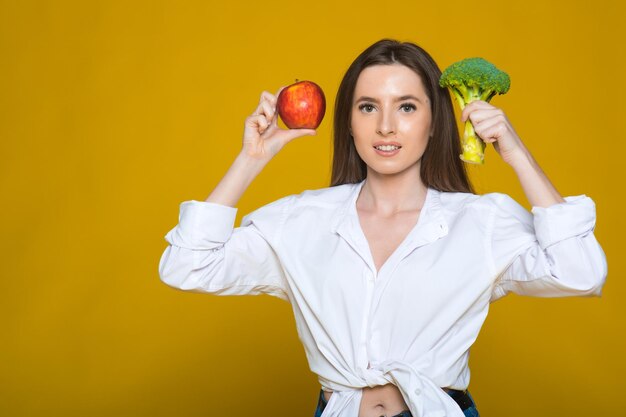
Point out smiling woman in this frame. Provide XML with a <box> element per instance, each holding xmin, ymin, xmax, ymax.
<box><xmin>350</xmin><ymin>64</ymin><xmax>433</xmax><ymax>179</ymax></box>
<box><xmin>331</xmin><ymin>40</ymin><xmax>471</xmax><ymax>193</ymax></box>
<box><xmin>159</xmin><ymin>38</ymin><xmax>607</xmax><ymax>417</ymax></box>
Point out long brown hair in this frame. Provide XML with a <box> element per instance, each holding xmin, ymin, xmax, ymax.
<box><xmin>331</xmin><ymin>39</ymin><xmax>474</xmax><ymax>193</ymax></box>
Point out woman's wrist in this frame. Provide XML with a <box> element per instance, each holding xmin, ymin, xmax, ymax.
<box><xmin>204</xmin><ymin>151</ymin><xmax>268</xmax><ymax>206</ymax></box>
<box><xmin>507</xmin><ymin>148</ymin><xmax>565</xmax><ymax>208</ymax></box>
<box><xmin>506</xmin><ymin>146</ymin><xmax>534</xmax><ymax>173</ymax></box>
<box><xmin>235</xmin><ymin>149</ymin><xmax>270</xmax><ymax>172</ymax></box>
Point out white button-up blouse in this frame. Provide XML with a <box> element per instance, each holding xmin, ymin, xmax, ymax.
<box><xmin>159</xmin><ymin>179</ymin><xmax>607</xmax><ymax>417</ymax></box>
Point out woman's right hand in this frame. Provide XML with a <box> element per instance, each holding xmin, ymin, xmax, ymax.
<box><xmin>242</xmin><ymin>87</ymin><xmax>317</xmax><ymax>163</ymax></box>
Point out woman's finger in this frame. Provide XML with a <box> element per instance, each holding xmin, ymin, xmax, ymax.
<box><xmin>280</xmin><ymin>128</ymin><xmax>317</xmax><ymax>144</ymax></box>
<box><xmin>467</xmin><ymin>108</ymin><xmax>505</xmax><ymax>126</ymax></box>
<box><xmin>252</xmin><ymin>96</ymin><xmax>274</xmax><ymax>120</ymax></box>
<box><xmin>473</xmin><ymin>118</ymin><xmax>505</xmax><ymax>142</ymax></box>
<box><xmin>245</xmin><ymin>114</ymin><xmax>270</xmax><ymax>134</ymax></box>
<box><xmin>476</xmin><ymin>123</ymin><xmax>508</xmax><ymax>144</ymax></box>
<box><xmin>261</xmin><ymin>100</ymin><xmax>275</xmax><ymax>123</ymax></box>
<box><xmin>252</xmin><ymin>91</ymin><xmax>276</xmax><ymax>115</ymax></box>
<box><xmin>261</xmin><ymin>90</ymin><xmax>278</xmax><ymax>107</ymax></box>
<box><xmin>461</xmin><ymin>101</ymin><xmax>497</xmax><ymax>122</ymax></box>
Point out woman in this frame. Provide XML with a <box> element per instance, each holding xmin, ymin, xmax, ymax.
<box><xmin>159</xmin><ymin>39</ymin><xmax>607</xmax><ymax>417</ymax></box>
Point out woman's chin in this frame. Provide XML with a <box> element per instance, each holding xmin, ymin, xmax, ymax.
<box><xmin>366</xmin><ymin>162</ymin><xmax>421</xmax><ymax>178</ymax></box>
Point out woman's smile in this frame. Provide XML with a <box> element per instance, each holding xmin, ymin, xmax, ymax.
<box><xmin>373</xmin><ymin>141</ymin><xmax>402</xmax><ymax>156</ymax></box>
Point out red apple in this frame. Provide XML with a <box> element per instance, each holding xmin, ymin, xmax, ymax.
<box><xmin>276</xmin><ymin>80</ymin><xmax>326</xmax><ymax>129</ymax></box>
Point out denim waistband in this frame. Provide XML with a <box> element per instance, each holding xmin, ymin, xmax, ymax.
<box><xmin>316</xmin><ymin>387</ymin><xmax>477</xmax><ymax>416</ymax></box>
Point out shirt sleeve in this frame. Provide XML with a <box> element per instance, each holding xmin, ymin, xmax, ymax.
<box><xmin>158</xmin><ymin>196</ymin><xmax>293</xmax><ymax>301</ymax></box>
<box><xmin>488</xmin><ymin>193</ymin><xmax>607</xmax><ymax>302</ymax></box>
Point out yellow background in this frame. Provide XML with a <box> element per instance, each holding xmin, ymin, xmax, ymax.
<box><xmin>1</xmin><ymin>0</ymin><xmax>624</xmax><ymax>416</ymax></box>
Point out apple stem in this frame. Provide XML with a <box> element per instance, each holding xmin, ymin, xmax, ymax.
<box><xmin>295</xmin><ymin>79</ymin><xmax>299</xmax><ymax>83</ymax></box>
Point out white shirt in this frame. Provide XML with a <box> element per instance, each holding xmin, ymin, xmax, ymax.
<box><xmin>159</xmin><ymin>179</ymin><xmax>607</xmax><ymax>417</ymax></box>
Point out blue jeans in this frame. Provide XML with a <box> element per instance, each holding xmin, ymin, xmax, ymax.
<box><xmin>313</xmin><ymin>388</ymin><xmax>480</xmax><ymax>417</ymax></box>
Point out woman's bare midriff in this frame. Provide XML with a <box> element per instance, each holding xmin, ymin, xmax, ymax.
<box><xmin>323</xmin><ymin>384</ymin><xmax>410</xmax><ymax>417</ymax></box>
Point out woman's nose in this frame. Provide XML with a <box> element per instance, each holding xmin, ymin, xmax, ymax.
<box><xmin>376</xmin><ymin>109</ymin><xmax>396</xmax><ymax>136</ymax></box>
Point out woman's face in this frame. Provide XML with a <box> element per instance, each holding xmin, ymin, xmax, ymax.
<box><xmin>350</xmin><ymin>64</ymin><xmax>432</xmax><ymax>178</ymax></box>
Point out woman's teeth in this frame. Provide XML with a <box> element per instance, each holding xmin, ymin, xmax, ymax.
<box><xmin>375</xmin><ymin>145</ymin><xmax>400</xmax><ymax>151</ymax></box>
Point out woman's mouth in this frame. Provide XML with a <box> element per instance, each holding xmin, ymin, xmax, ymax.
<box><xmin>373</xmin><ymin>144</ymin><xmax>401</xmax><ymax>156</ymax></box>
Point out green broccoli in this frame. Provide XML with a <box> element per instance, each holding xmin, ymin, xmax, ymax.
<box><xmin>439</xmin><ymin>57</ymin><xmax>511</xmax><ymax>164</ymax></box>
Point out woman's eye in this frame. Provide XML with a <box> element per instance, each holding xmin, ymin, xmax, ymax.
<box><xmin>358</xmin><ymin>103</ymin><xmax>416</xmax><ymax>113</ymax></box>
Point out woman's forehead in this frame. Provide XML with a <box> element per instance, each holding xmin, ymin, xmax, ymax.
<box><xmin>354</xmin><ymin>64</ymin><xmax>427</xmax><ymax>99</ymax></box>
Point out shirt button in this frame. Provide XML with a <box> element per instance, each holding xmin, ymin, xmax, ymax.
<box><xmin>414</xmin><ymin>388</ymin><xmax>421</xmax><ymax>395</ymax></box>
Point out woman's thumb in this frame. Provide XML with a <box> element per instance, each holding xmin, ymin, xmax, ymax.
<box><xmin>284</xmin><ymin>128</ymin><xmax>317</xmax><ymax>142</ymax></box>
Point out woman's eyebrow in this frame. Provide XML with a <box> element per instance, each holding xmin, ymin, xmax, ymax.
<box><xmin>355</xmin><ymin>95</ymin><xmax>423</xmax><ymax>103</ymax></box>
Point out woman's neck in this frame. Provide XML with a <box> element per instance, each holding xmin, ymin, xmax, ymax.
<box><xmin>357</xmin><ymin>168</ymin><xmax>427</xmax><ymax>216</ymax></box>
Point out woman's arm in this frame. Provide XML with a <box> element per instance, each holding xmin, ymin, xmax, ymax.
<box><xmin>206</xmin><ymin>88</ymin><xmax>316</xmax><ymax>207</ymax></box>
<box><xmin>159</xmin><ymin>88</ymin><xmax>316</xmax><ymax>298</ymax></box>
<box><xmin>507</xmin><ymin>152</ymin><xmax>565</xmax><ymax>208</ymax></box>
<box><xmin>159</xmin><ymin>195</ymin><xmax>294</xmax><ymax>300</ymax></box>
<box><xmin>206</xmin><ymin>152</ymin><xmax>266</xmax><ymax>207</ymax></box>
<box><xmin>488</xmin><ymin>192</ymin><xmax>607</xmax><ymax>301</ymax></box>
<box><xmin>461</xmin><ymin>100</ymin><xmax>565</xmax><ymax>208</ymax></box>
<box><xmin>460</xmin><ymin>101</ymin><xmax>608</xmax><ymax>300</ymax></box>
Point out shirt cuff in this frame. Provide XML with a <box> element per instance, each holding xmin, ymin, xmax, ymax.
<box><xmin>530</xmin><ymin>195</ymin><xmax>596</xmax><ymax>250</ymax></box>
<box><xmin>165</xmin><ymin>200</ymin><xmax>238</xmax><ymax>249</ymax></box>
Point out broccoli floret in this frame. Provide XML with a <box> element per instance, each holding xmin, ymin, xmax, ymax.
<box><xmin>439</xmin><ymin>57</ymin><xmax>511</xmax><ymax>164</ymax></box>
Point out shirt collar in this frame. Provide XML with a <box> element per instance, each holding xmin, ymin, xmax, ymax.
<box><xmin>330</xmin><ymin>179</ymin><xmax>449</xmax><ymax>263</ymax></box>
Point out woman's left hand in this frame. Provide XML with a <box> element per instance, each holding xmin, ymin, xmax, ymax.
<box><xmin>461</xmin><ymin>100</ymin><xmax>528</xmax><ymax>166</ymax></box>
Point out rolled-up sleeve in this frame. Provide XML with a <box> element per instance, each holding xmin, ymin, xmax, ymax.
<box><xmin>158</xmin><ymin>197</ymin><xmax>292</xmax><ymax>301</ymax></box>
<box><xmin>489</xmin><ymin>194</ymin><xmax>607</xmax><ymax>302</ymax></box>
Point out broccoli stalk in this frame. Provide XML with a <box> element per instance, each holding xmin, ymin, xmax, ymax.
<box><xmin>439</xmin><ymin>57</ymin><xmax>511</xmax><ymax>164</ymax></box>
